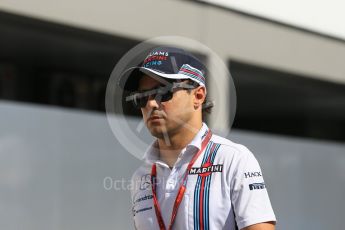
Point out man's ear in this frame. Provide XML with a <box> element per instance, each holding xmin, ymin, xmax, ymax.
<box><xmin>193</xmin><ymin>86</ymin><xmax>206</xmax><ymax>109</ymax></box>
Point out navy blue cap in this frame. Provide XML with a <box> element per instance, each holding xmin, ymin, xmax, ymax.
<box><xmin>118</xmin><ymin>47</ymin><xmax>206</xmax><ymax>91</ymax></box>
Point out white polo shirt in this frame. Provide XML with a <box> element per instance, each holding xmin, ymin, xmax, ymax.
<box><xmin>130</xmin><ymin>123</ymin><xmax>276</xmax><ymax>230</ymax></box>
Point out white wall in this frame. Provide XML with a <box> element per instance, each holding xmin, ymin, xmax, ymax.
<box><xmin>1</xmin><ymin>101</ymin><xmax>344</xmax><ymax>229</ymax></box>
<box><xmin>0</xmin><ymin>0</ymin><xmax>345</xmax><ymax>85</ymax></box>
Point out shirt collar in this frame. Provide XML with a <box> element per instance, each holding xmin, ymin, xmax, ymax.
<box><xmin>142</xmin><ymin>139</ymin><xmax>160</xmax><ymax>164</ymax></box>
<box><xmin>188</xmin><ymin>122</ymin><xmax>209</xmax><ymax>151</ymax></box>
<box><xmin>143</xmin><ymin>122</ymin><xmax>209</xmax><ymax>164</ymax></box>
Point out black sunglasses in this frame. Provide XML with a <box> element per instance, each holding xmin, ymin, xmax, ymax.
<box><xmin>126</xmin><ymin>81</ymin><xmax>196</xmax><ymax>109</ymax></box>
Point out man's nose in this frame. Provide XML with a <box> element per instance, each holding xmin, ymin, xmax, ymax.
<box><xmin>146</xmin><ymin>95</ymin><xmax>161</xmax><ymax>108</ymax></box>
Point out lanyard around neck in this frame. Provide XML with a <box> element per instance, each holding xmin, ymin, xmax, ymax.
<box><xmin>150</xmin><ymin>129</ymin><xmax>212</xmax><ymax>230</ymax></box>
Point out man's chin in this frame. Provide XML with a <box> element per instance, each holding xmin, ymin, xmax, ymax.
<box><xmin>148</xmin><ymin>126</ymin><xmax>170</xmax><ymax>139</ymax></box>
<box><xmin>149</xmin><ymin>129</ymin><xmax>168</xmax><ymax>139</ymax></box>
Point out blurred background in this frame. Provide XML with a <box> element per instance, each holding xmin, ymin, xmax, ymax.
<box><xmin>0</xmin><ymin>0</ymin><xmax>345</xmax><ymax>229</ymax></box>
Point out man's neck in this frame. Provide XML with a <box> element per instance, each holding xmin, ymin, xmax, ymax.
<box><xmin>157</xmin><ymin>122</ymin><xmax>203</xmax><ymax>168</ymax></box>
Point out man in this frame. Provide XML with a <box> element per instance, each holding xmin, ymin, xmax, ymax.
<box><xmin>118</xmin><ymin>47</ymin><xmax>276</xmax><ymax>230</ymax></box>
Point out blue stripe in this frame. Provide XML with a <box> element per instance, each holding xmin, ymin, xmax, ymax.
<box><xmin>186</xmin><ymin>143</ymin><xmax>222</xmax><ymax>230</ymax></box>
<box><xmin>211</xmin><ymin>144</ymin><xmax>220</xmax><ymax>162</ymax></box>
<box><xmin>206</xmin><ymin>143</ymin><xmax>221</xmax><ymax>230</ymax></box>
<box><xmin>194</xmin><ymin>142</ymin><xmax>221</xmax><ymax>230</ymax></box>
<box><xmin>202</xmin><ymin>144</ymin><xmax>212</xmax><ymax>230</ymax></box>
<box><xmin>194</xmin><ymin>142</ymin><xmax>213</xmax><ymax>230</ymax></box>
<box><xmin>206</xmin><ymin>144</ymin><xmax>220</xmax><ymax>229</ymax></box>
<box><xmin>202</xmin><ymin>142</ymin><xmax>213</xmax><ymax>163</ymax></box>
<box><xmin>194</xmin><ymin>176</ymin><xmax>201</xmax><ymax>230</ymax></box>
<box><xmin>206</xmin><ymin>143</ymin><xmax>221</xmax><ymax>229</ymax></box>
<box><xmin>204</xmin><ymin>144</ymin><xmax>219</xmax><ymax>230</ymax></box>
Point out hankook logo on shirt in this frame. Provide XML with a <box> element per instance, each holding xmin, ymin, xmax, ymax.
<box><xmin>189</xmin><ymin>162</ymin><xmax>223</xmax><ymax>177</ymax></box>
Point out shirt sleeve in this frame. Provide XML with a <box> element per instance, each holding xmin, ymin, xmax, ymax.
<box><xmin>230</xmin><ymin>147</ymin><xmax>276</xmax><ymax>229</ymax></box>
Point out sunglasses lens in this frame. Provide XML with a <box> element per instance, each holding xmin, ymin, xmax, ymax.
<box><xmin>160</xmin><ymin>91</ymin><xmax>173</xmax><ymax>102</ymax></box>
<box><xmin>139</xmin><ymin>96</ymin><xmax>149</xmax><ymax>108</ymax></box>
<box><xmin>131</xmin><ymin>86</ymin><xmax>175</xmax><ymax>109</ymax></box>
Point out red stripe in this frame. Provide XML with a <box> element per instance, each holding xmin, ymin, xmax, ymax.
<box><xmin>199</xmin><ymin>177</ymin><xmax>205</xmax><ymax>230</ymax></box>
<box><xmin>180</xmin><ymin>68</ymin><xmax>205</xmax><ymax>81</ymax></box>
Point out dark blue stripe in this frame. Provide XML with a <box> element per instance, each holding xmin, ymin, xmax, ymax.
<box><xmin>211</xmin><ymin>144</ymin><xmax>220</xmax><ymax>162</ymax></box>
<box><xmin>202</xmin><ymin>141</ymin><xmax>213</xmax><ymax>163</ymax></box>
<box><xmin>205</xmin><ymin>143</ymin><xmax>221</xmax><ymax>230</ymax></box>
<box><xmin>194</xmin><ymin>142</ymin><xmax>213</xmax><ymax>230</ymax></box>
<box><xmin>194</xmin><ymin>175</ymin><xmax>201</xmax><ymax>230</ymax></box>
<box><xmin>203</xmin><ymin>143</ymin><xmax>212</xmax><ymax>230</ymax></box>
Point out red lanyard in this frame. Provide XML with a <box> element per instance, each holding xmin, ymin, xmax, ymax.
<box><xmin>150</xmin><ymin>130</ymin><xmax>212</xmax><ymax>230</ymax></box>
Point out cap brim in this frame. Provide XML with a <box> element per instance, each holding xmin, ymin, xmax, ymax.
<box><xmin>140</xmin><ymin>68</ymin><xmax>206</xmax><ymax>88</ymax></box>
<box><xmin>118</xmin><ymin>67</ymin><xmax>190</xmax><ymax>91</ymax></box>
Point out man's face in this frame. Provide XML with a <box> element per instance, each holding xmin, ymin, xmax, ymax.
<box><xmin>138</xmin><ymin>75</ymin><xmax>195</xmax><ymax>139</ymax></box>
